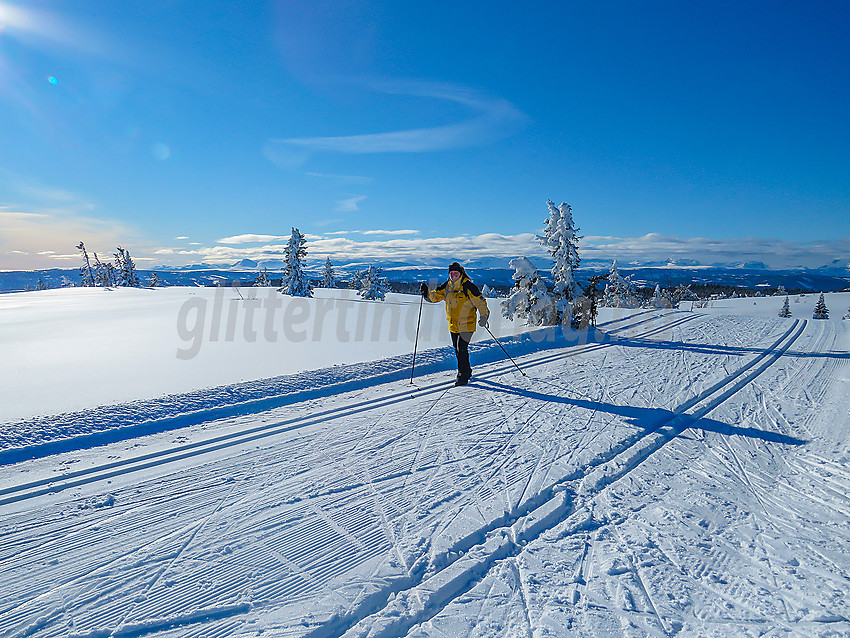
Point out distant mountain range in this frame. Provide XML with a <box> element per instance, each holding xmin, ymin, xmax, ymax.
<box><xmin>2</xmin><ymin>257</ymin><xmax>849</xmax><ymax>294</ymax></box>
<box><xmin>154</xmin><ymin>255</ymin><xmax>850</xmax><ymax>275</ymax></box>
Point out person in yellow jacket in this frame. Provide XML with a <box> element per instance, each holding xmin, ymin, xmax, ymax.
<box><xmin>420</xmin><ymin>262</ymin><xmax>490</xmax><ymax>386</ymax></box>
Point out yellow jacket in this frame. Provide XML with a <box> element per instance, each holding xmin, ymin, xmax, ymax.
<box><xmin>427</xmin><ymin>271</ymin><xmax>490</xmax><ymax>333</ymax></box>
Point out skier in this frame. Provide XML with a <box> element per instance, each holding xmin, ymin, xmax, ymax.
<box><xmin>421</xmin><ymin>262</ymin><xmax>490</xmax><ymax>386</ymax></box>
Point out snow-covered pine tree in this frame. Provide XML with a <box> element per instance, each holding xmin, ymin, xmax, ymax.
<box><xmin>358</xmin><ymin>264</ymin><xmax>390</xmax><ymax>301</ymax></box>
<box><xmin>94</xmin><ymin>253</ymin><xmax>116</xmax><ymax>288</ymax></box>
<box><xmin>481</xmin><ymin>284</ymin><xmax>493</xmax><ymax>297</ymax></box>
<box><xmin>148</xmin><ymin>272</ymin><xmax>161</xmax><ymax>287</ymax></box>
<box><xmin>812</xmin><ymin>293</ymin><xmax>829</xmax><ymax>319</ymax></box>
<box><xmin>36</xmin><ymin>278</ymin><xmax>48</xmax><ymax>291</ymax></box>
<box><xmin>601</xmin><ymin>260</ymin><xmax>638</xmax><ymax>308</ymax></box>
<box><xmin>114</xmin><ymin>247</ymin><xmax>140</xmax><ymax>287</ymax></box>
<box><xmin>650</xmin><ymin>284</ymin><xmax>674</xmax><ymax>309</ymax></box>
<box><xmin>321</xmin><ymin>257</ymin><xmax>336</xmax><ymax>288</ymax></box>
<box><xmin>60</xmin><ymin>275</ymin><xmax>75</xmax><ymax>288</ymax></box>
<box><xmin>573</xmin><ymin>274</ymin><xmax>608</xmax><ymax>328</ymax></box>
<box><xmin>76</xmin><ymin>241</ymin><xmax>95</xmax><ymax>287</ymax></box>
<box><xmin>350</xmin><ymin>270</ymin><xmax>365</xmax><ymax>290</ymax></box>
<box><xmin>278</xmin><ymin>227</ymin><xmax>312</xmax><ymax>297</ymax></box>
<box><xmin>776</xmin><ymin>285</ymin><xmax>787</xmax><ymax>296</ymax></box>
<box><xmin>538</xmin><ymin>200</ymin><xmax>580</xmax><ymax>323</ymax></box>
<box><xmin>843</xmin><ymin>307</ymin><xmax>850</xmax><ymax>320</ymax></box>
<box><xmin>779</xmin><ymin>295</ymin><xmax>792</xmax><ymax>318</ymax></box>
<box><xmin>253</xmin><ymin>267</ymin><xmax>270</xmax><ymax>287</ymax></box>
<box><xmin>501</xmin><ymin>257</ymin><xmax>556</xmax><ymax>326</ymax></box>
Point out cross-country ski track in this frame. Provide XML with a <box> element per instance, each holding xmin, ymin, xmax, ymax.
<box><xmin>1</xmin><ymin>310</ymin><xmax>848</xmax><ymax>638</ymax></box>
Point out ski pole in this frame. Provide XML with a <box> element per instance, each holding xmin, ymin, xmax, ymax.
<box><xmin>410</xmin><ymin>295</ymin><xmax>424</xmax><ymax>384</ymax></box>
<box><xmin>484</xmin><ymin>325</ymin><xmax>526</xmax><ymax>377</ymax></box>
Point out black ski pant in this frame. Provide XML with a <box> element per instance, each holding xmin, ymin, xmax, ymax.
<box><xmin>451</xmin><ymin>331</ymin><xmax>473</xmax><ymax>379</ymax></box>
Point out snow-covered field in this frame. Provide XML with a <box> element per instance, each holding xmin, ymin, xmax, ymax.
<box><xmin>1</xmin><ymin>287</ymin><xmax>849</xmax><ymax>637</ymax></box>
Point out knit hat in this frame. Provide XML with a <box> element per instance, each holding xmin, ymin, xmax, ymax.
<box><xmin>448</xmin><ymin>262</ymin><xmax>463</xmax><ymax>273</ymax></box>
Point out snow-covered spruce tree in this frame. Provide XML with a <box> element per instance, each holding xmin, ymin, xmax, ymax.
<box><xmin>650</xmin><ymin>284</ymin><xmax>674</xmax><ymax>309</ymax></box>
<box><xmin>776</xmin><ymin>285</ymin><xmax>787</xmax><ymax>296</ymax></box>
<box><xmin>359</xmin><ymin>264</ymin><xmax>390</xmax><ymax>301</ymax></box>
<box><xmin>60</xmin><ymin>275</ymin><xmax>75</xmax><ymax>288</ymax></box>
<box><xmin>349</xmin><ymin>270</ymin><xmax>365</xmax><ymax>290</ymax></box>
<box><xmin>812</xmin><ymin>293</ymin><xmax>829</xmax><ymax>319</ymax></box>
<box><xmin>779</xmin><ymin>295</ymin><xmax>792</xmax><ymax>318</ymax></box>
<box><xmin>36</xmin><ymin>278</ymin><xmax>48</xmax><ymax>291</ymax></box>
<box><xmin>76</xmin><ymin>241</ymin><xmax>96</xmax><ymax>287</ymax></box>
<box><xmin>572</xmin><ymin>274</ymin><xmax>607</xmax><ymax>329</ymax></box>
<box><xmin>538</xmin><ymin>200</ymin><xmax>580</xmax><ymax>323</ymax></box>
<box><xmin>278</xmin><ymin>227</ymin><xmax>312</xmax><ymax>297</ymax></box>
<box><xmin>843</xmin><ymin>307</ymin><xmax>850</xmax><ymax>320</ymax></box>
<box><xmin>114</xmin><ymin>247</ymin><xmax>140</xmax><ymax>287</ymax></box>
<box><xmin>253</xmin><ymin>267</ymin><xmax>270</xmax><ymax>287</ymax></box>
<box><xmin>481</xmin><ymin>283</ymin><xmax>493</xmax><ymax>297</ymax></box>
<box><xmin>501</xmin><ymin>257</ymin><xmax>556</xmax><ymax>326</ymax></box>
<box><xmin>147</xmin><ymin>272</ymin><xmax>161</xmax><ymax>287</ymax></box>
<box><xmin>601</xmin><ymin>260</ymin><xmax>638</xmax><ymax>308</ymax></box>
<box><xmin>321</xmin><ymin>257</ymin><xmax>336</xmax><ymax>288</ymax></box>
<box><xmin>94</xmin><ymin>253</ymin><xmax>116</xmax><ymax>288</ymax></box>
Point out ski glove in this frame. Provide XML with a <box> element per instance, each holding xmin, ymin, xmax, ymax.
<box><xmin>478</xmin><ymin>315</ymin><xmax>490</xmax><ymax>329</ymax></box>
<box><xmin>420</xmin><ymin>283</ymin><xmax>429</xmax><ymax>298</ymax></box>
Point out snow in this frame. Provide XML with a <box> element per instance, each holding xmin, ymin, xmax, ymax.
<box><xmin>1</xmin><ymin>287</ymin><xmax>849</xmax><ymax>637</ymax></box>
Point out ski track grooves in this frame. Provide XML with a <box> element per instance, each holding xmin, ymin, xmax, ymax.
<box><xmin>0</xmin><ymin>313</ymin><xmax>815</xmax><ymax>638</ymax></box>
<box><xmin>0</xmin><ymin>312</ymin><xmax>694</xmax><ymax>507</ymax></box>
<box><xmin>296</xmin><ymin>319</ymin><xmax>809</xmax><ymax>638</ymax></box>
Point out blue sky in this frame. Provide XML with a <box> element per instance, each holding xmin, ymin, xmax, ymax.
<box><xmin>1</xmin><ymin>0</ymin><xmax>848</xmax><ymax>271</ymax></box>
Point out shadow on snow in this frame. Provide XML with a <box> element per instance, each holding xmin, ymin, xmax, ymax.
<box><xmin>477</xmin><ymin>379</ymin><xmax>808</xmax><ymax>447</ymax></box>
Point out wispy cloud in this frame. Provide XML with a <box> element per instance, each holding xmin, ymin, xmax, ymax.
<box><xmin>0</xmin><ymin>184</ymin><xmax>139</xmax><ymax>270</ymax></box>
<box><xmin>580</xmin><ymin>234</ymin><xmax>850</xmax><ymax>269</ymax></box>
<box><xmin>265</xmin><ymin>80</ymin><xmax>525</xmax><ymax>167</ymax></box>
<box><xmin>335</xmin><ymin>196</ymin><xmax>367</xmax><ymax>213</ymax></box>
<box><xmin>325</xmin><ymin>229</ymin><xmax>420</xmax><ymax>236</ymax></box>
<box><xmin>217</xmin><ymin>234</ymin><xmax>289</xmax><ymax>245</ymax></box>
<box><xmin>148</xmin><ymin>232</ymin><xmax>850</xmax><ymax>271</ymax></box>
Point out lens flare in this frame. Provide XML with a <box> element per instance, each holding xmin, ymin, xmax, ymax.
<box><xmin>48</xmin><ymin>76</ymin><xmax>58</xmax><ymax>85</ymax></box>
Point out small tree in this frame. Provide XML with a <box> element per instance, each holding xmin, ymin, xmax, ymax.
<box><xmin>779</xmin><ymin>296</ymin><xmax>792</xmax><ymax>318</ymax></box>
<box><xmin>650</xmin><ymin>284</ymin><xmax>674</xmax><ymax>309</ymax></box>
<box><xmin>776</xmin><ymin>285</ymin><xmax>787</xmax><ymax>296</ymax></box>
<box><xmin>114</xmin><ymin>247</ymin><xmax>140</xmax><ymax>287</ymax></box>
<box><xmin>253</xmin><ymin>267</ymin><xmax>271</xmax><ymax>287</ymax></box>
<box><xmin>76</xmin><ymin>241</ymin><xmax>95</xmax><ymax>287</ymax></box>
<box><xmin>572</xmin><ymin>274</ymin><xmax>607</xmax><ymax>328</ymax></box>
<box><xmin>481</xmin><ymin>284</ymin><xmax>493</xmax><ymax>297</ymax></box>
<box><xmin>36</xmin><ymin>278</ymin><xmax>48</xmax><ymax>291</ymax></box>
<box><xmin>349</xmin><ymin>270</ymin><xmax>364</xmax><ymax>290</ymax></box>
<box><xmin>94</xmin><ymin>253</ymin><xmax>116</xmax><ymax>288</ymax></box>
<box><xmin>359</xmin><ymin>264</ymin><xmax>390</xmax><ymax>301</ymax></box>
<box><xmin>602</xmin><ymin>260</ymin><xmax>638</xmax><ymax>308</ymax></box>
<box><xmin>60</xmin><ymin>275</ymin><xmax>75</xmax><ymax>288</ymax></box>
<box><xmin>812</xmin><ymin>293</ymin><xmax>829</xmax><ymax>319</ymax></box>
<box><xmin>278</xmin><ymin>227</ymin><xmax>312</xmax><ymax>297</ymax></box>
<box><xmin>148</xmin><ymin>272</ymin><xmax>161</xmax><ymax>287</ymax></box>
<box><xmin>843</xmin><ymin>307</ymin><xmax>850</xmax><ymax>320</ymax></box>
<box><xmin>321</xmin><ymin>257</ymin><xmax>337</xmax><ymax>288</ymax></box>
<box><xmin>501</xmin><ymin>257</ymin><xmax>556</xmax><ymax>326</ymax></box>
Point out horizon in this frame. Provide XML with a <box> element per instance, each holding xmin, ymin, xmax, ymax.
<box><xmin>1</xmin><ymin>1</ymin><xmax>848</xmax><ymax>271</ymax></box>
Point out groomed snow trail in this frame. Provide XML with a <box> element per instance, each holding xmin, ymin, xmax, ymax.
<box><xmin>1</xmin><ymin>312</ymin><xmax>847</xmax><ymax>638</ymax></box>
